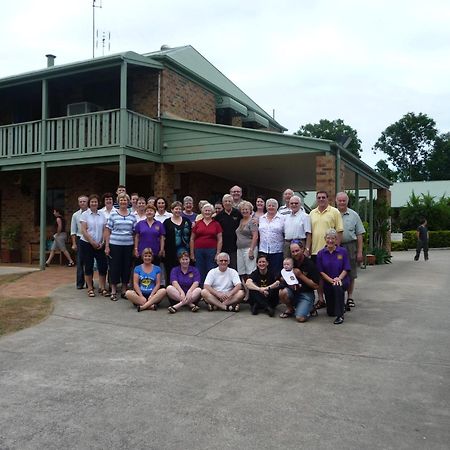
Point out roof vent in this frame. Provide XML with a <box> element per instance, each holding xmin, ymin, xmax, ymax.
<box><xmin>45</xmin><ymin>54</ymin><xmax>56</xmax><ymax>67</ymax></box>
<box><xmin>160</xmin><ymin>45</ymin><xmax>171</xmax><ymax>51</ymax></box>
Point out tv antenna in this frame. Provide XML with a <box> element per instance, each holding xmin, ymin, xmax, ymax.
<box><xmin>92</xmin><ymin>0</ymin><xmax>102</xmax><ymax>58</ymax></box>
<box><xmin>96</xmin><ymin>30</ymin><xmax>111</xmax><ymax>56</ymax></box>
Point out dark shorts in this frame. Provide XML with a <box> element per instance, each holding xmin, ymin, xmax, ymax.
<box><xmin>342</xmin><ymin>241</ymin><xmax>357</xmax><ymax>280</ymax></box>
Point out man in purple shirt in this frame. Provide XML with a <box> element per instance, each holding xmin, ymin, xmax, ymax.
<box><xmin>316</xmin><ymin>229</ymin><xmax>351</xmax><ymax>324</ymax></box>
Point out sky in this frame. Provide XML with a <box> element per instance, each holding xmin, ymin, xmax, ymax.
<box><xmin>1</xmin><ymin>0</ymin><xmax>450</xmax><ymax>168</ymax></box>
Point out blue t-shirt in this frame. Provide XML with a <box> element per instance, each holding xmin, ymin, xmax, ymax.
<box><xmin>134</xmin><ymin>264</ymin><xmax>161</xmax><ymax>296</ymax></box>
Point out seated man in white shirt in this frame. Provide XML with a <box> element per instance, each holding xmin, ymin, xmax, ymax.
<box><xmin>201</xmin><ymin>252</ymin><xmax>245</xmax><ymax>311</ymax></box>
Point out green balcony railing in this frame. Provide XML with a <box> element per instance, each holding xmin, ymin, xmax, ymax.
<box><xmin>0</xmin><ymin>109</ymin><xmax>160</xmax><ymax>158</ymax></box>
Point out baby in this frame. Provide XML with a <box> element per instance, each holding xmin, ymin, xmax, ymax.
<box><xmin>279</xmin><ymin>257</ymin><xmax>300</xmax><ymax>292</ymax></box>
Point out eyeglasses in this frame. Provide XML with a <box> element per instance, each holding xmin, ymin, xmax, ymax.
<box><xmin>290</xmin><ymin>202</ymin><xmax>299</xmax><ymax>205</ymax></box>
<box><xmin>317</xmin><ymin>196</ymin><xmax>327</xmax><ymax>200</ymax></box>
<box><xmin>218</xmin><ymin>259</ymin><xmax>229</xmax><ymax>262</ymax></box>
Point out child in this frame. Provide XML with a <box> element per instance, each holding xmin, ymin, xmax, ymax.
<box><xmin>279</xmin><ymin>257</ymin><xmax>300</xmax><ymax>292</ymax></box>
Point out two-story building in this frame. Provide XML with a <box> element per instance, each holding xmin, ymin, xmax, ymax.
<box><xmin>0</xmin><ymin>45</ymin><xmax>390</xmax><ymax>266</ymax></box>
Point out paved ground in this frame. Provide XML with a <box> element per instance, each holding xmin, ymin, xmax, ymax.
<box><xmin>0</xmin><ymin>251</ymin><xmax>449</xmax><ymax>450</ymax></box>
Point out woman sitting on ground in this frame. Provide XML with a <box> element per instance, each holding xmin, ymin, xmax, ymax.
<box><xmin>45</xmin><ymin>208</ymin><xmax>75</xmax><ymax>267</ymax></box>
<box><xmin>316</xmin><ymin>228</ymin><xmax>351</xmax><ymax>325</ymax></box>
<box><xmin>166</xmin><ymin>251</ymin><xmax>202</xmax><ymax>313</ymax></box>
<box><xmin>126</xmin><ymin>248</ymin><xmax>166</xmax><ymax>312</ymax></box>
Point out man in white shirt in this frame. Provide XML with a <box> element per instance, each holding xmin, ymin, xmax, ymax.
<box><xmin>71</xmin><ymin>195</ymin><xmax>88</xmax><ymax>289</ymax></box>
<box><xmin>283</xmin><ymin>196</ymin><xmax>312</xmax><ymax>257</ymax></box>
<box><xmin>278</xmin><ymin>188</ymin><xmax>294</xmax><ymax>215</ymax></box>
<box><xmin>201</xmin><ymin>252</ymin><xmax>245</xmax><ymax>311</ymax></box>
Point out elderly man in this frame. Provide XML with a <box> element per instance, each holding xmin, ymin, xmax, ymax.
<box><xmin>310</xmin><ymin>191</ymin><xmax>344</xmax><ymax>308</ymax></box>
<box><xmin>215</xmin><ymin>194</ymin><xmax>242</xmax><ymax>269</ymax></box>
<box><xmin>278</xmin><ymin>188</ymin><xmax>294</xmax><ymax>215</ymax></box>
<box><xmin>71</xmin><ymin>195</ymin><xmax>89</xmax><ymax>289</ymax></box>
<box><xmin>336</xmin><ymin>192</ymin><xmax>365</xmax><ymax>308</ymax></box>
<box><xmin>229</xmin><ymin>185</ymin><xmax>243</xmax><ymax>208</ymax></box>
<box><xmin>283</xmin><ymin>195</ymin><xmax>312</xmax><ymax>257</ymax></box>
<box><xmin>201</xmin><ymin>252</ymin><xmax>245</xmax><ymax>311</ymax></box>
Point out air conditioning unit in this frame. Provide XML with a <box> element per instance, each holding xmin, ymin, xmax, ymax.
<box><xmin>67</xmin><ymin>102</ymin><xmax>100</xmax><ymax>116</ymax></box>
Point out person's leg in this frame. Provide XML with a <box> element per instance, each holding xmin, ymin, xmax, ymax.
<box><xmin>228</xmin><ymin>251</ymin><xmax>238</xmax><ymax>270</ymax></box>
<box><xmin>95</xmin><ymin>249</ymin><xmax>108</xmax><ymax>293</ymax></box>
<box><xmin>332</xmin><ymin>285</ymin><xmax>345</xmax><ymax>321</ymax></box>
<box><xmin>120</xmin><ymin>245</ymin><xmax>134</xmax><ymax>295</ymax></box>
<box><xmin>324</xmin><ymin>284</ymin><xmax>336</xmax><ymax>316</ymax></box>
<box><xmin>75</xmin><ymin>236</ymin><xmax>85</xmax><ymax>288</ymax></box>
<box><xmin>423</xmin><ymin>241</ymin><xmax>429</xmax><ymax>260</ymax></box>
<box><xmin>415</xmin><ymin>240</ymin><xmax>422</xmax><ymax>260</ymax></box>
<box><xmin>223</xmin><ymin>289</ymin><xmax>245</xmax><ymax>308</ymax></box>
<box><xmin>80</xmin><ymin>240</ymin><xmax>95</xmax><ymax>294</ymax></box>
<box><xmin>108</xmin><ymin>244</ymin><xmax>121</xmax><ymax>298</ymax></box>
<box><xmin>195</xmin><ymin>248</ymin><xmax>207</xmax><ymax>285</ymax></box>
<box><xmin>294</xmin><ymin>292</ymin><xmax>315</xmax><ymax>323</ymax></box>
<box><xmin>201</xmin><ymin>289</ymin><xmax>227</xmax><ymax>310</ymax></box>
<box><xmin>140</xmin><ymin>288</ymin><xmax>167</xmax><ymax>310</ymax></box>
<box><xmin>125</xmin><ymin>290</ymin><xmax>146</xmax><ymax>306</ymax></box>
<box><xmin>279</xmin><ymin>288</ymin><xmax>295</xmax><ymax>317</ymax></box>
<box><xmin>268</xmin><ymin>252</ymin><xmax>283</xmax><ymax>274</ymax></box>
<box><xmin>166</xmin><ymin>285</ymin><xmax>184</xmax><ymax>310</ymax></box>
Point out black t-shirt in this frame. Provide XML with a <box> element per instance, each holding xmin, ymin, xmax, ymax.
<box><xmin>215</xmin><ymin>208</ymin><xmax>242</xmax><ymax>252</ymax></box>
<box><xmin>293</xmin><ymin>256</ymin><xmax>320</xmax><ymax>293</ymax></box>
<box><xmin>249</xmin><ymin>268</ymin><xmax>277</xmax><ymax>288</ymax></box>
<box><xmin>417</xmin><ymin>225</ymin><xmax>428</xmax><ymax>242</ymax></box>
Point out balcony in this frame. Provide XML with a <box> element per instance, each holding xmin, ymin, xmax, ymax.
<box><xmin>0</xmin><ymin>109</ymin><xmax>160</xmax><ymax>160</ymax></box>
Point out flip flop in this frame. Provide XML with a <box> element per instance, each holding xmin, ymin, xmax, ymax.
<box><xmin>87</xmin><ymin>289</ymin><xmax>95</xmax><ymax>298</ymax></box>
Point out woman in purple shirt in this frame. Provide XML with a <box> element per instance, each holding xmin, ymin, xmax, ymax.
<box><xmin>134</xmin><ymin>204</ymin><xmax>165</xmax><ymax>265</ymax></box>
<box><xmin>316</xmin><ymin>228</ymin><xmax>351</xmax><ymax>325</ymax></box>
<box><xmin>166</xmin><ymin>251</ymin><xmax>202</xmax><ymax>313</ymax></box>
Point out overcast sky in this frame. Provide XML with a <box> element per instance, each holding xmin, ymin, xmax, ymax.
<box><xmin>1</xmin><ymin>0</ymin><xmax>449</xmax><ymax>167</ymax></box>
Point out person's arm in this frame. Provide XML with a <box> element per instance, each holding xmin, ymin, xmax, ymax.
<box><xmin>70</xmin><ymin>213</ymin><xmax>78</xmax><ymax>249</ymax></box>
<box><xmin>186</xmin><ymin>281</ymin><xmax>199</xmax><ymax>298</ymax></box>
<box><xmin>80</xmin><ymin>221</ymin><xmax>94</xmax><ymax>247</ymax></box>
<box><xmin>228</xmin><ymin>282</ymin><xmax>242</xmax><ymax>297</ymax></box>
<box><xmin>172</xmin><ymin>280</ymin><xmax>185</xmax><ymax>299</ymax></box>
<box><xmin>134</xmin><ymin>234</ymin><xmax>140</xmax><ymax>258</ymax></box>
<box><xmin>305</xmin><ymin>232</ymin><xmax>312</xmax><ymax>257</ymax></box>
<box><xmin>294</xmin><ymin>268</ymin><xmax>319</xmax><ymax>290</ymax></box>
<box><xmin>215</xmin><ymin>232</ymin><xmax>223</xmax><ymax>260</ymax></box>
<box><xmin>104</xmin><ymin>227</ymin><xmax>111</xmax><ymax>256</ymax></box>
<box><xmin>159</xmin><ymin>235</ymin><xmax>165</xmax><ymax>257</ymax></box>
<box><xmin>416</xmin><ymin>229</ymin><xmax>420</xmax><ymax>239</ymax></box>
<box><xmin>248</xmin><ymin>228</ymin><xmax>258</xmax><ymax>260</ymax></box>
<box><xmin>55</xmin><ymin>217</ymin><xmax>63</xmax><ymax>235</ymax></box>
<box><xmin>336</xmin><ymin>231</ymin><xmax>343</xmax><ymax>246</ymax></box>
<box><xmin>356</xmin><ymin>234</ymin><xmax>364</xmax><ymax>263</ymax></box>
<box><xmin>149</xmin><ymin>272</ymin><xmax>161</xmax><ymax>299</ymax></box>
<box><xmin>189</xmin><ymin>231</ymin><xmax>196</xmax><ymax>261</ymax></box>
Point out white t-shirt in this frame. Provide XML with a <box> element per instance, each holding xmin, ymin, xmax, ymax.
<box><xmin>204</xmin><ymin>267</ymin><xmax>241</xmax><ymax>292</ymax></box>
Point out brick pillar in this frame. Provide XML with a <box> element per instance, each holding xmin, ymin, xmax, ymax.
<box><xmin>316</xmin><ymin>156</ymin><xmax>346</xmax><ymax>205</ymax></box>
<box><xmin>153</xmin><ymin>163</ymin><xmax>174</xmax><ymax>201</ymax></box>
<box><xmin>377</xmin><ymin>188</ymin><xmax>392</xmax><ymax>254</ymax></box>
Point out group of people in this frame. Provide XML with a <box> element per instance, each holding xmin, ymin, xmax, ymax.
<box><xmin>48</xmin><ymin>185</ymin><xmax>365</xmax><ymax>325</ymax></box>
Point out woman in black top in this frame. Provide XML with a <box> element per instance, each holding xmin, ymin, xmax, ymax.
<box><xmin>45</xmin><ymin>208</ymin><xmax>75</xmax><ymax>266</ymax></box>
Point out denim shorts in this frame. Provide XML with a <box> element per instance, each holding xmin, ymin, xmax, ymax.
<box><xmin>286</xmin><ymin>289</ymin><xmax>315</xmax><ymax>318</ymax></box>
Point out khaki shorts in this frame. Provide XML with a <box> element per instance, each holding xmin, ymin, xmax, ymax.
<box><xmin>342</xmin><ymin>241</ymin><xmax>357</xmax><ymax>280</ymax></box>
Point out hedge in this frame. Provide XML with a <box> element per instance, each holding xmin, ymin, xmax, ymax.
<box><xmin>397</xmin><ymin>230</ymin><xmax>450</xmax><ymax>250</ymax></box>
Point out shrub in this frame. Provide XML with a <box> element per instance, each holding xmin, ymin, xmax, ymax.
<box><xmin>391</xmin><ymin>241</ymin><xmax>406</xmax><ymax>251</ymax></box>
<box><xmin>402</xmin><ymin>230</ymin><xmax>450</xmax><ymax>248</ymax></box>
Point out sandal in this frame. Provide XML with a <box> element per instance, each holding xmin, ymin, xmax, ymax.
<box><xmin>100</xmin><ymin>289</ymin><xmax>109</xmax><ymax>297</ymax></box>
<box><xmin>110</xmin><ymin>293</ymin><xmax>118</xmax><ymax>301</ymax></box>
<box><xmin>347</xmin><ymin>298</ymin><xmax>355</xmax><ymax>308</ymax></box>
<box><xmin>279</xmin><ymin>310</ymin><xmax>294</xmax><ymax>319</ymax></box>
<box><xmin>314</xmin><ymin>300</ymin><xmax>326</xmax><ymax>310</ymax></box>
<box><xmin>87</xmin><ymin>289</ymin><xmax>95</xmax><ymax>298</ymax></box>
<box><xmin>168</xmin><ymin>306</ymin><xmax>177</xmax><ymax>314</ymax></box>
<box><xmin>207</xmin><ymin>304</ymin><xmax>215</xmax><ymax>311</ymax></box>
<box><xmin>310</xmin><ymin>308</ymin><xmax>318</xmax><ymax>317</ymax></box>
<box><xmin>191</xmin><ymin>305</ymin><xmax>200</xmax><ymax>312</ymax></box>
<box><xmin>234</xmin><ymin>304</ymin><xmax>240</xmax><ymax>312</ymax></box>
<box><xmin>67</xmin><ymin>262</ymin><xmax>75</xmax><ymax>267</ymax></box>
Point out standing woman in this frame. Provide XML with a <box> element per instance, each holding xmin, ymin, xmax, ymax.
<box><xmin>134</xmin><ymin>204</ymin><xmax>165</xmax><ymax>266</ymax></box>
<box><xmin>253</xmin><ymin>195</ymin><xmax>266</xmax><ymax>221</ymax></box>
<box><xmin>105</xmin><ymin>193</ymin><xmax>137</xmax><ymax>301</ymax></box>
<box><xmin>316</xmin><ymin>228</ymin><xmax>351</xmax><ymax>325</ymax></box>
<box><xmin>133</xmin><ymin>196</ymin><xmax>147</xmax><ymax>222</ymax></box>
<box><xmin>163</xmin><ymin>201</ymin><xmax>191</xmax><ymax>281</ymax></box>
<box><xmin>79</xmin><ymin>194</ymin><xmax>108</xmax><ymax>297</ymax></box>
<box><xmin>126</xmin><ymin>248</ymin><xmax>166</xmax><ymax>312</ymax></box>
<box><xmin>190</xmin><ymin>203</ymin><xmax>223</xmax><ymax>284</ymax></box>
<box><xmin>236</xmin><ymin>200</ymin><xmax>259</xmax><ymax>281</ymax></box>
<box><xmin>258</xmin><ymin>198</ymin><xmax>285</xmax><ymax>274</ymax></box>
<box><xmin>155</xmin><ymin>197</ymin><xmax>172</xmax><ymax>223</ymax></box>
<box><xmin>45</xmin><ymin>208</ymin><xmax>75</xmax><ymax>267</ymax></box>
<box><xmin>100</xmin><ymin>192</ymin><xmax>116</xmax><ymax>220</ymax></box>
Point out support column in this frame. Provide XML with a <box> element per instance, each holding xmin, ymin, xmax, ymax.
<box><xmin>354</xmin><ymin>173</ymin><xmax>359</xmax><ymax>213</ymax></box>
<box><xmin>153</xmin><ymin>163</ymin><xmax>175</xmax><ymax>201</ymax></box>
<box><xmin>377</xmin><ymin>187</ymin><xmax>392</xmax><ymax>253</ymax></box>
<box><xmin>119</xmin><ymin>62</ymin><xmax>128</xmax><ymax>149</ymax></box>
<box><xmin>39</xmin><ymin>162</ymin><xmax>47</xmax><ymax>269</ymax></box>
<box><xmin>368</xmin><ymin>181</ymin><xmax>374</xmax><ymax>251</ymax></box>
<box><xmin>119</xmin><ymin>154</ymin><xmax>126</xmax><ymax>186</ymax></box>
<box><xmin>316</xmin><ymin>155</ymin><xmax>345</xmax><ymax>205</ymax></box>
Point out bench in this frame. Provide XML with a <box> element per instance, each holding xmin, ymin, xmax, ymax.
<box><xmin>28</xmin><ymin>241</ymin><xmax>70</xmax><ymax>265</ymax></box>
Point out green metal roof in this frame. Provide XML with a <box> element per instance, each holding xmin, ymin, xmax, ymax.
<box><xmin>0</xmin><ymin>51</ymin><xmax>163</xmax><ymax>88</ymax></box>
<box><xmin>216</xmin><ymin>96</ymin><xmax>247</xmax><ymax>117</ymax></box>
<box><xmin>144</xmin><ymin>45</ymin><xmax>287</xmax><ymax>131</ymax></box>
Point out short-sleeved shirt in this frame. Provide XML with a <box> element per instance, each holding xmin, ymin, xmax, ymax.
<box><xmin>316</xmin><ymin>246</ymin><xmax>351</xmax><ymax>289</ymax></box>
<box><xmin>134</xmin><ymin>220</ymin><xmax>165</xmax><ymax>256</ymax></box>
<box><xmin>284</xmin><ymin>210</ymin><xmax>311</xmax><ymax>240</ymax></box>
<box><xmin>170</xmin><ymin>265</ymin><xmax>201</xmax><ymax>293</ymax></box>
<box><xmin>292</xmin><ymin>256</ymin><xmax>320</xmax><ymax>293</ymax></box>
<box><xmin>310</xmin><ymin>205</ymin><xmax>344</xmax><ymax>255</ymax></box>
<box><xmin>134</xmin><ymin>264</ymin><xmax>161</xmax><ymax>296</ymax></box>
<box><xmin>258</xmin><ymin>213</ymin><xmax>285</xmax><ymax>254</ymax></box>
<box><xmin>215</xmin><ymin>208</ymin><xmax>242</xmax><ymax>253</ymax></box>
<box><xmin>204</xmin><ymin>267</ymin><xmax>241</xmax><ymax>292</ymax></box>
<box><xmin>80</xmin><ymin>209</ymin><xmax>106</xmax><ymax>243</ymax></box>
<box><xmin>341</xmin><ymin>208</ymin><xmax>365</xmax><ymax>243</ymax></box>
<box><xmin>106</xmin><ymin>210</ymin><xmax>137</xmax><ymax>246</ymax></box>
<box><xmin>155</xmin><ymin>211</ymin><xmax>173</xmax><ymax>223</ymax></box>
<box><xmin>249</xmin><ymin>268</ymin><xmax>276</xmax><ymax>288</ymax></box>
<box><xmin>417</xmin><ymin>225</ymin><xmax>428</xmax><ymax>242</ymax></box>
<box><xmin>236</xmin><ymin>219</ymin><xmax>258</xmax><ymax>249</ymax></box>
<box><xmin>192</xmin><ymin>219</ymin><xmax>223</xmax><ymax>249</ymax></box>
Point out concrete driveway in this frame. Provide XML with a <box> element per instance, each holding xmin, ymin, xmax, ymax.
<box><xmin>1</xmin><ymin>250</ymin><xmax>449</xmax><ymax>449</ymax></box>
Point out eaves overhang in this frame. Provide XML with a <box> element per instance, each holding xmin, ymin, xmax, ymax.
<box><xmin>0</xmin><ymin>51</ymin><xmax>163</xmax><ymax>89</ymax></box>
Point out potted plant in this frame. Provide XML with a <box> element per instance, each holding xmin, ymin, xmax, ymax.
<box><xmin>1</xmin><ymin>224</ymin><xmax>22</xmax><ymax>263</ymax></box>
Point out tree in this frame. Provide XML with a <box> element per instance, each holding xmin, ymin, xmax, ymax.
<box><xmin>374</xmin><ymin>160</ymin><xmax>398</xmax><ymax>182</ymax></box>
<box><xmin>373</xmin><ymin>112</ymin><xmax>437</xmax><ymax>181</ymax></box>
<box><xmin>426</xmin><ymin>133</ymin><xmax>450</xmax><ymax>180</ymax></box>
<box><xmin>295</xmin><ymin>119</ymin><xmax>362</xmax><ymax>158</ymax></box>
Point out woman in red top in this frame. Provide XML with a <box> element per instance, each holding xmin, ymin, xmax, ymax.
<box><xmin>190</xmin><ymin>203</ymin><xmax>222</xmax><ymax>284</ymax></box>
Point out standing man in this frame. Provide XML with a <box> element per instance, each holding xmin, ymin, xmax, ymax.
<box><xmin>215</xmin><ymin>194</ymin><xmax>242</xmax><ymax>269</ymax></box>
<box><xmin>229</xmin><ymin>185</ymin><xmax>243</xmax><ymax>209</ymax></box>
<box><xmin>71</xmin><ymin>195</ymin><xmax>89</xmax><ymax>289</ymax></box>
<box><xmin>310</xmin><ymin>191</ymin><xmax>344</xmax><ymax>308</ymax></box>
<box><xmin>336</xmin><ymin>192</ymin><xmax>365</xmax><ymax>308</ymax></box>
<box><xmin>278</xmin><ymin>188</ymin><xmax>294</xmax><ymax>215</ymax></box>
<box><xmin>415</xmin><ymin>218</ymin><xmax>429</xmax><ymax>261</ymax></box>
<box><xmin>283</xmin><ymin>195</ymin><xmax>312</xmax><ymax>258</ymax></box>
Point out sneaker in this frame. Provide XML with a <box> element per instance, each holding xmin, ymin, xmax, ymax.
<box><xmin>333</xmin><ymin>316</ymin><xmax>344</xmax><ymax>325</ymax></box>
<box><xmin>251</xmin><ymin>303</ymin><xmax>258</xmax><ymax>315</ymax></box>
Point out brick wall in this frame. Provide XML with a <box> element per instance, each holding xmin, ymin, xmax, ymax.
<box><xmin>160</xmin><ymin>69</ymin><xmax>216</xmax><ymax>123</ymax></box>
<box><xmin>315</xmin><ymin>155</ymin><xmax>345</xmax><ymax>205</ymax></box>
<box><xmin>128</xmin><ymin>69</ymin><xmax>159</xmax><ymax>118</ymax></box>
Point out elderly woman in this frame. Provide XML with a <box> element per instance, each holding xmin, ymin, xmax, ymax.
<box><xmin>126</xmin><ymin>248</ymin><xmax>166</xmax><ymax>312</ymax></box>
<box><xmin>164</xmin><ymin>201</ymin><xmax>192</xmax><ymax>281</ymax></box>
<box><xmin>236</xmin><ymin>200</ymin><xmax>258</xmax><ymax>280</ymax></box>
<box><xmin>258</xmin><ymin>198</ymin><xmax>285</xmax><ymax>274</ymax></box>
<box><xmin>316</xmin><ymin>228</ymin><xmax>351</xmax><ymax>325</ymax></box>
<box><xmin>79</xmin><ymin>194</ymin><xmax>108</xmax><ymax>297</ymax></box>
<box><xmin>166</xmin><ymin>251</ymin><xmax>202</xmax><ymax>313</ymax></box>
<box><xmin>105</xmin><ymin>193</ymin><xmax>137</xmax><ymax>301</ymax></box>
<box><xmin>182</xmin><ymin>196</ymin><xmax>197</xmax><ymax>223</ymax></box>
<box><xmin>190</xmin><ymin>203</ymin><xmax>223</xmax><ymax>284</ymax></box>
